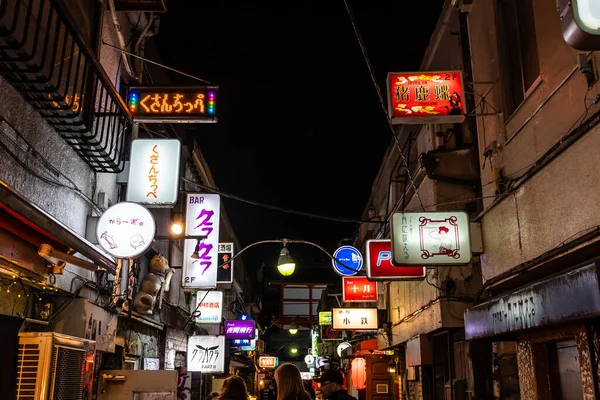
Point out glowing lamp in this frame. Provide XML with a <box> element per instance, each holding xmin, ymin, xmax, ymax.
<box><xmin>289</xmin><ymin>323</ymin><xmax>298</xmax><ymax>335</ymax></box>
<box><xmin>277</xmin><ymin>245</ymin><xmax>296</xmax><ymax>276</ymax></box>
<box><xmin>351</xmin><ymin>358</ymin><xmax>366</xmax><ymax>390</ymax></box>
<box><xmin>171</xmin><ymin>222</ymin><xmax>183</xmax><ymax>235</ymax></box>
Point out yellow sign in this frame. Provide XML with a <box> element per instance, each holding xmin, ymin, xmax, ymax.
<box><xmin>128</xmin><ymin>86</ymin><xmax>218</xmax><ymax>123</ymax></box>
<box><xmin>319</xmin><ymin>311</ymin><xmax>332</xmax><ymax>325</ymax></box>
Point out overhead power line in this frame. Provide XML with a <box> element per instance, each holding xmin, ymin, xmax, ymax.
<box><xmin>342</xmin><ymin>0</ymin><xmax>425</xmax><ymax>210</ymax></box>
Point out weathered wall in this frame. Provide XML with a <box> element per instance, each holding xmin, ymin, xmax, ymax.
<box><xmin>164</xmin><ymin>327</ymin><xmax>187</xmax><ymax>370</ymax></box>
<box><xmin>468</xmin><ymin>0</ymin><xmax>600</xmax><ymax>281</ymax></box>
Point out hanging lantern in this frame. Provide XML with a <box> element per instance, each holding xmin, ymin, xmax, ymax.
<box><xmin>351</xmin><ymin>358</ymin><xmax>367</xmax><ymax>390</ymax></box>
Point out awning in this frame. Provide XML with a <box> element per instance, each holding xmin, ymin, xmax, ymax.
<box><xmin>0</xmin><ymin>180</ymin><xmax>117</xmax><ymax>274</ymax></box>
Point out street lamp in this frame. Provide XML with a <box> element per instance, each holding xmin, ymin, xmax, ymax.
<box><xmin>288</xmin><ymin>323</ymin><xmax>298</xmax><ymax>335</ymax></box>
<box><xmin>277</xmin><ymin>240</ymin><xmax>295</xmax><ymax>276</ymax></box>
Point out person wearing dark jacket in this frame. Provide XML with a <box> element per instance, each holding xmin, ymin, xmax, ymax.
<box><xmin>313</xmin><ymin>370</ymin><xmax>356</xmax><ymax>400</ymax></box>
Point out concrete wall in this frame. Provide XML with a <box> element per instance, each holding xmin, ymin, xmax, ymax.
<box><xmin>468</xmin><ymin>0</ymin><xmax>600</xmax><ymax>281</ymax></box>
<box><xmin>164</xmin><ymin>327</ymin><xmax>187</xmax><ymax>370</ymax></box>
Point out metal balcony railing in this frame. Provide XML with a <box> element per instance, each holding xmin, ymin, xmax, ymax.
<box><xmin>0</xmin><ymin>0</ymin><xmax>132</xmax><ymax>172</ymax></box>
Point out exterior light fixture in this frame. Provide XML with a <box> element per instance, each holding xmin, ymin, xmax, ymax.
<box><xmin>387</xmin><ymin>360</ymin><xmax>397</xmax><ymax>374</ymax></box>
<box><xmin>171</xmin><ymin>222</ymin><xmax>183</xmax><ymax>235</ymax></box>
<box><xmin>277</xmin><ymin>240</ymin><xmax>296</xmax><ymax>276</ymax></box>
<box><xmin>190</xmin><ymin>238</ymin><xmax>203</xmax><ymax>259</ymax></box>
<box><xmin>289</xmin><ymin>323</ymin><xmax>298</xmax><ymax>335</ymax></box>
<box><xmin>290</xmin><ymin>347</ymin><xmax>298</xmax><ymax>354</ymax></box>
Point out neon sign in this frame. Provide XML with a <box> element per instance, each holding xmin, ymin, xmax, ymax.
<box><xmin>128</xmin><ymin>86</ymin><xmax>218</xmax><ymax>123</ymax></box>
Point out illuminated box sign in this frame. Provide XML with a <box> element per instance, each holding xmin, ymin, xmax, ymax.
<box><xmin>390</xmin><ymin>211</ymin><xmax>472</xmax><ymax>266</ymax></box>
<box><xmin>332</xmin><ymin>308</ymin><xmax>378</xmax><ymax>331</ymax></box>
<box><xmin>224</xmin><ymin>319</ymin><xmax>255</xmax><ymax>340</ymax></box>
<box><xmin>342</xmin><ymin>277</ymin><xmax>377</xmax><ymax>302</ymax></box>
<box><xmin>217</xmin><ymin>242</ymin><xmax>234</xmax><ymax>283</ymax></box>
<box><xmin>128</xmin><ymin>86</ymin><xmax>217</xmax><ymax>123</ymax></box>
<box><xmin>387</xmin><ymin>71</ymin><xmax>465</xmax><ymax>124</ymax></box>
<box><xmin>319</xmin><ymin>311</ymin><xmax>332</xmax><ymax>325</ymax></box>
<box><xmin>187</xmin><ymin>335</ymin><xmax>225</xmax><ymax>373</ymax></box>
<box><xmin>365</xmin><ymin>240</ymin><xmax>426</xmax><ymax>280</ymax></box>
<box><xmin>126</xmin><ymin>139</ymin><xmax>181</xmax><ymax>206</ymax></box>
<box><xmin>258</xmin><ymin>356</ymin><xmax>278</xmax><ymax>368</ymax></box>
<box><xmin>194</xmin><ymin>290</ymin><xmax>223</xmax><ymax>324</ymax></box>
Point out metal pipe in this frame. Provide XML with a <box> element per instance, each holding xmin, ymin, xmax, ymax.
<box><xmin>107</xmin><ymin>0</ymin><xmax>137</xmax><ymax>79</ymax></box>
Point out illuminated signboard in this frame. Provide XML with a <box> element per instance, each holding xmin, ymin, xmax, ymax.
<box><xmin>332</xmin><ymin>308</ymin><xmax>378</xmax><ymax>331</ymax></box>
<box><xmin>390</xmin><ymin>211</ymin><xmax>472</xmax><ymax>266</ymax></box>
<box><xmin>319</xmin><ymin>311</ymin><xmax>332</xmax><ymax>325</ymax></box>
<box><xmin>187</xmin><ymin>335</ymin><xmax>225</xmax><ymax>373</ymax></box>
<box><xmin>387</xmin><ymin>71</ymin><xmax>465</xmax><ymax>124</ymax></box>
<box><xmin>224</xmin><ymin>319</ymin><xmax>255</xmax><ymax>340</ymax></box>
<box><xmin>258</xmin><ymin>356</ymin><xmax>278</xmax><ymax>368</ymax></box>
<box><xmin>365</xmin><ymin>240</ymin><xmax>425</xmax><ymax>280</ymax></box>
<box><xmin>194</xmin><ymin>290</ymin><xmax>223</xmax><ymax>324</ymax></box>
<box><xmin>128</xmin><ymin>86</ymin><xmax>218</xmax><ymax>123</ymax></box>
<box><xmin>342</xmin><ymin>277</ymin><xmax>377</xmax><ymax>302</ymax></box>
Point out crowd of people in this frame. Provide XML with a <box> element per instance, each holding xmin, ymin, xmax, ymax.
<box><xmin>206</xmin><ymin>365</ymin><xmax>357</xmax><ymax>400</ymax></box>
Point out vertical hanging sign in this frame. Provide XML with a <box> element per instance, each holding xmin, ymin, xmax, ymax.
<box><xmin>183</xmin><ymin>194</ymin><xmax>221</xmax><ymax>288</ymax></box>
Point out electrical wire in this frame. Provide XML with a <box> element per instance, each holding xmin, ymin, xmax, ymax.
<box><xmin>342</xmin><ymin>0</ymin><xmax>425</xmax><ymax>211</ymax></box>
<box><xmin>101</xmin><ymin>41</ymin><xmax>213</xmax><ymax>84</ymax></box>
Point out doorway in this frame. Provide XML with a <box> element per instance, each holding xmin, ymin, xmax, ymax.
<box><xmin>547</xmin><ymin>339</ymin><xmax>583</xmax><ymax>400</ymax></box>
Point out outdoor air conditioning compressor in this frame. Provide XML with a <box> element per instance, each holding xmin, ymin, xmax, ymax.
<box><xmin>16</xmin><ymin>332</ymin><xmax>95</xmax><ymax>400</ymax></box>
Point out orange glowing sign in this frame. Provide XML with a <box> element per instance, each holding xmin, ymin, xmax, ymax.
<box><xmin>387</xmin><ymin>71</ymin><xmax>465</xmax><ymax>124</ymax></box>
<box><xmin>258</xmin><ymin>356</ymin><xmax>278</xmax><ymax>368</ymax></box>
<box><xmin>128</xmin><ymin>86</ymin><xmax>218</xmax><ymax>123</ymax></box>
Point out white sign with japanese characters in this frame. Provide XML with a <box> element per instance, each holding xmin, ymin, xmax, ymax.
<box><xmin>182</xmin><ymin>194</ymin><xmax>221</xmax><ymax>288</ymax></box>
<box><xmin>96</xmin><ymin>202</ymin><xmax>156</xmax><ymax>258</ymax></box>
<box><xmin>126</xmin><ymin>139</ymin><xmax>181</xmax><ymax>206</ymax></box>
<box><xmin>187</xmin><ymin>335</ymin><xmax>225</xmax><ymax>373</ymax></box>
<box><xmin>195</xmin><ymin>290</ymin><xmax>223</xmax><ymax>324</ymax></box>
<box><xmin>332</xmin><ymin>308</ymin><xmax>378</xmax><ymax>331</ymax></box>
<box><xmin>390</xmin><ymin>211</ymin><xmax>471</xmax><ymax>265</ymax></box>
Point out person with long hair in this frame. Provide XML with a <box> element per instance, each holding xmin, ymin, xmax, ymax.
<box><xmin>274</xmin><ymin>363</ymin><xmax>313</xmax><ymax>400</ymax></box>
<box><xmin>216</xmin><ymin>375</ymin><xmax>249</xmax><ymax>400</ymax></box>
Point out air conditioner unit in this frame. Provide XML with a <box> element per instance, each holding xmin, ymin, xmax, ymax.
<box><xmin>16</xmin><ymin>332</ymin><xmax>95</xmax><ymax>400</ymax></box>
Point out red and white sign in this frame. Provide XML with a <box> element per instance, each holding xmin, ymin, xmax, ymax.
<box><xmin>387</xmin><ymin>71</ymin><xmax>465</xmax><ymax>124</ymax></box>
<box><xmin>366</xmin><ymin>240</ymin><xmax>425</xmax><ymax>280</ymax></box>
<box><xmin>342</xmin><ymin>277</ymin><xmax>377</xmax><ymax>302</ymax></box>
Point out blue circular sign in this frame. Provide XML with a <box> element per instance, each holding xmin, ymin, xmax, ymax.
<box><xmin>332</xmin><ymin>245</ymin><xmax>363</xmax><ymax>276</ymax></box>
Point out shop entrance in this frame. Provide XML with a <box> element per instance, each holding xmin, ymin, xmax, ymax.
<box><xmin>547</xmin><ymin>339</ymin><xmax>583</xmax><ymax>400</ymax></box>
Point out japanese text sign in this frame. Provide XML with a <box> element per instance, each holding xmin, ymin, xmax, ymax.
<box><xmin>194</xmin><ymin>291</ymin><xmax>223</xmax><ymax>324</ymax></box>
<box><xmin>96</xmin><ymin>202</ymin><xmax>156</xmax><ymax>258</ymax></box>
<box><xmin>258</xmin><ymin>356</ymin><xmax>278</xmax><ymax>368</ymax></box>
<box><xmin>366</xmin><ymin>240</ymin><xmax>426</xmax><ymax>280</ymax></box>
<box><xmin>332</xmin><ymin>308</ymin><xmax>378</xmax><ymax>331</ymax></box>
<box><xmin>342</xmin><ymin>277</ymin><xmax>378</xmax><ymax>302</ymax></box>
<box><xmin>387</xmin><ymin>71</ymin><xmax>465</xmax><ymax>124</ymax></box>
<box><xmin>390</xmin><ymin>211</ymin><xmax>472</xmax><ymax>265</ymax></box>
<box><xmin>217</xmin><ymin>242</ymin><xmax>234</xmax><ymax>283</ymax></box>
<box><xmin>128</xmin><ymin>86</ymin><xmax>217</xmax><ymax>123</ymax></box>
<box><xmin>187</xmin><ymin>335</ymin><xmax>225</xmax><ymax>373</ymax></box>
<box><xmin>319</xmin><ymin>311</ymin><xmax>332</xmax><ymax>325</ymax></box>
<box><xmin>183</xmin><ymin>194</ymin><xmax>221</xmax><ymax>288</ymax></box>
<box><xmin>224</xmin><ymin>319</ymin><xmax>255</xmax><ymax>340</ymax></box>
<box><xmin>126</xmin><ymin>139</ymin><xmax>181</xmax><ymax>206</ymax></box>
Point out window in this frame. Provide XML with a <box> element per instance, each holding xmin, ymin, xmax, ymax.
<box><xmin>497</xmin><ymin>0</ymin><xmax>540</xmax><ymax>116</ymax></box>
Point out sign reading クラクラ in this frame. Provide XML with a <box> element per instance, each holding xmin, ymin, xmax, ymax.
<box><xmin>183</xmin><ymin>194</ymin><xmax>221</xmax><ymax>288</ymax></box>
<box><xmin>128</xmin><ymin>86</ymin><xmax>217</xmax><ymax>123</ymax></box>
<box><xmin>187</xmin><ymin>335</ymin><xmax>225</xmax><ymax>373</ymax></box>
<box><xmin>390</xmin><ymin>211</ymin><xmax>471</xmax><ymax>266</ymax></box>
<box><xmin>365</xmin><ymin>240</ymin><xmax>425</xmax><ymax>280</ymax></box>
<box><xmin>342</xmin><ymin>277</ymin><xmax>378</xmax><ymax>302</ymax></box>
<box><xmin>387</xmin><ymin>71</ymin><xmax>465</xmax><ymax>124</ymax></box>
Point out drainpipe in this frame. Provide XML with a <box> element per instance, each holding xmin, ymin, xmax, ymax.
<box><xmin>107</xmin><ymin>0</ymin><xmax>137</xmax><ymax>80</ymax></box>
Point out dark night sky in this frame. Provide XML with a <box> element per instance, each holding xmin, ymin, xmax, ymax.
<box><xmin>155</xmin><ymin>1</ymin><xmax>445</xmax><ymax>278</ymax></box>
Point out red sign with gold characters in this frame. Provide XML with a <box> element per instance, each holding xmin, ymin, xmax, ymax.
<box><xmin>342</xmin><ymin>276</ymin><xmax>377</xmax><ymax>302</ymax></box>
<box><xmin>387</xmin><ymin>71</ymin><xmax>465</xmax><ymax>124</ymax></box>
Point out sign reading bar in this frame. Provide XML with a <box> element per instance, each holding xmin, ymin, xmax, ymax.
<box><xmin>342</xmin><ymin>277</ymin><xmax>378</xmax><ymax>302</ymax></box>
<box><xmin>187</xmin><ymin>335</ymin><xmax>225</xmax><ymax>373</ymax></box>
<box><xmin>391</xmin><ymin>211</ymin><xmax>471</xmax><ymax>265</ymax></box>
<box><xmin>332</xmin><ymin>308</ymin><xmax>378</xmax><ymax>331</ymax></box>
<box><xmin>128</xmin><ymin>86</ymin><xmax>218</xmax><ymax>123</ymax></box>
<box><xmin>126</xmin><ymin>139</ymin><xmax>181</xmax><ymax>206</ymax></box>
<box><xmin>182</xmin><ymin>194</ymin><xmax>221</xmax><ymax>288</ymax></box>
<box><xmin>366</xmin><ymin>240</ymin><xmax>426</xmax><ymax>280</ymax></box>
<box><xmin>258</xmin><ymin>356</ymin><xmax>278</xmax><ymax>368</ymax></box>
<box><xmin>387</xmin><ymin>71</ymin><xmax>465</xmax><ymax>124</ymax></box>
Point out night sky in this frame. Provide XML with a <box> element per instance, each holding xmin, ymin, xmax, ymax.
<box><xmin>155</xmin><ymin>1</ymin><xmax>445</xmax><ymax>279</ymax></box>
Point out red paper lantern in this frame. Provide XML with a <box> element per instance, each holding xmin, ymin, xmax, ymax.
<box><xmin>351</xmin><ymin>358</ymin><xmax>367</xmax><ymax>390</ymax></box>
